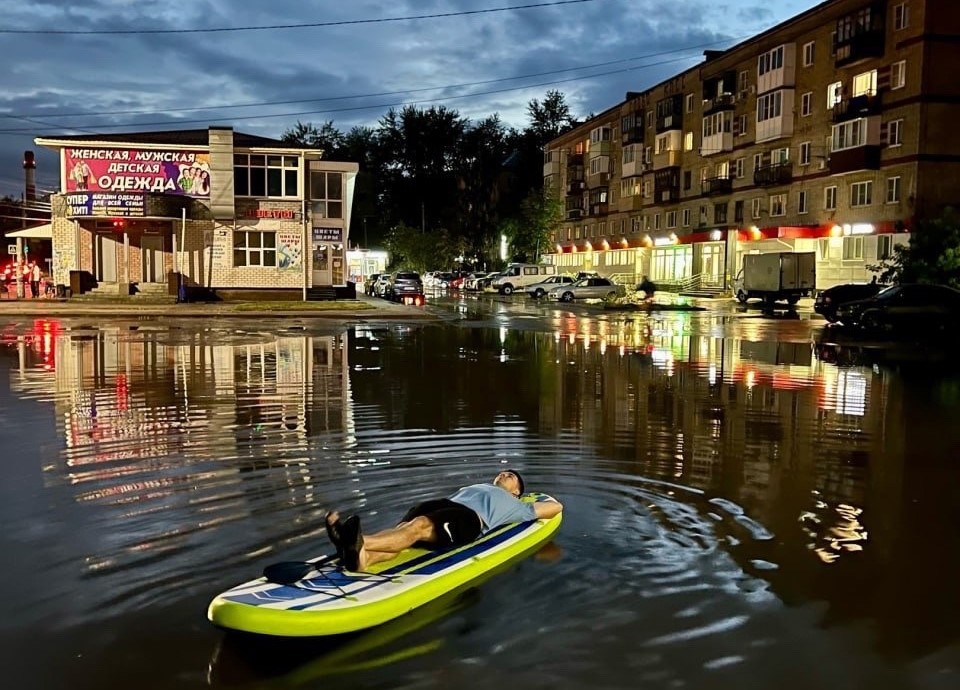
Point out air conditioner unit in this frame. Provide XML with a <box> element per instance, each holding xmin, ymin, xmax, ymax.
<box><xmin>749</xmin><ymin>85</ymin><xmax>756</xmax><ymax>94</ymax></box>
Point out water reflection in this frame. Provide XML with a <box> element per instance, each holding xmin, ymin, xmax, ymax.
<box><xmin>0</xmin><ymin>315</ymin><xmax>958</xmax><ymax>689</ymax></box>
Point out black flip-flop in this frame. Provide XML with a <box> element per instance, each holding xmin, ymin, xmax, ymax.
<box><xmin>325</xmin><ymin>512</ymin><xmax>345</xmax><ymax>561</ymax></box>
<box><xmin>339</xmin><ymin>514</ymin><xmax>364</xmax><ymax>571</ymax></box>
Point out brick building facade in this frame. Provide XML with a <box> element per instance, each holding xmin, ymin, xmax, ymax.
<box><xmin>543</xmin><ymin>0</ymin><xmax>960</xmax><ymax>292</ymax></box>
<box><xmin>35</xmin><ymin>127</ymin><xmax>358</xmax><ymax>299</ymax></box>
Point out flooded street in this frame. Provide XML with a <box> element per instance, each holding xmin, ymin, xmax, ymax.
<box><xmin>2</xmin><ymin>297</ymin><xmax>960</xmax><ymax>689</ymax></box>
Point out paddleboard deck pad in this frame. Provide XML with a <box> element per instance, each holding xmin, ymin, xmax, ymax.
<box><xmin>207</xmin><ymin>493</ymin><xmax>561</xmax><ymax>637</ymax></box>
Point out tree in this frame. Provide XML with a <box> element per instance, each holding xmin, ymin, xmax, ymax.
<box><xmin>502</xmin><ymin>188</ymin><xmax>564</xmax><ymax>263</ymax></box>
<box><xmin>526</xmin><ymin>90</ymin><xmax>576</xmax><ymax>145</ymax></box>
<box><xmin>870</xmin><ymin>210</ymin><xmax>960</xmax><ymax>289</ymax></box>
<box><xmin>384</xmin><ymin>223</ymin><xmax>457</xmax><ymax>273</ymax></box>
<box><xmin>281</xmin><ymin>120</ymin><xmax>345</xmax><ymax>156</ymax></box>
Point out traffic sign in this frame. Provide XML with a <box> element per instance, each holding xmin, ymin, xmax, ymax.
<box><xmin>7</xmin><ymin>244</ymin><xmax>15</xmax><ymax>255</ymax></box>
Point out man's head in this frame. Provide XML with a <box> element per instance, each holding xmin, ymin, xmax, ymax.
<box><xmin>493</xmin><ymin>469</ymin><xmax>524</xmax><ymax>498</ymax></box>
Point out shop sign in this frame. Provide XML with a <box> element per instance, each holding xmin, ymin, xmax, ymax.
<box><xmin>312</xmin><ymin>227</ymin><xmax>342</xmax><ymax>242</ymax></box>
<box><xmin>242</xmin><ymin>208</ymin><xmax>296</xmax><ymax>220</ymax></box>
<box><xmin>278</xmin><ymin>231</ymin><xmax>303</xmax><ymax>270</ymax></box>
<box><xmin>66</xmin><ymin>192</ymin><xmax>146</xmax><ymax>217</ymax></box>
<box><xmin>64</xmin><ymin>148</ymin><xmax>211</xmax><ymax>197</ymax></box>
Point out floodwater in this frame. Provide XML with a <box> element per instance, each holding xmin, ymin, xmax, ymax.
<box><xmin>1</xmin><ymin>307</ymin><xmax>959</xmax><ymax>690</ymax></box>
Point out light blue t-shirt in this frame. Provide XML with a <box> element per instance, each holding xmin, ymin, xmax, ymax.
<box><xmin>448</xmin><ymin>483</ymin><xmax>537</xmax><ymax>532</ymax></box>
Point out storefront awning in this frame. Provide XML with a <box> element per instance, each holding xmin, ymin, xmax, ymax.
<box><xmin>5</xmin><ymin>224</ymin><xmax>52</xmax><ymax>239</ymax></box>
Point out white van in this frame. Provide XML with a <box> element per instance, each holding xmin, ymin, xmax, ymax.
<box><xmin>491</xmin><ymin>263</ymin><xmax>557</xmax><ymax>295</ymax></box>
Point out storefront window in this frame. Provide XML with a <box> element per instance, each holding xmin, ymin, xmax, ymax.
<box><xmin>652</xmin><ymin>246</ymin><xmax>693</xmax><ymax>282</ymax></box>
<box><xmin>310</xmin><ymin>171</ymin><xmax>343</xmax><ymax>218</ymax></box>
<box><xmin>234</xmin><ymin>230</ymin><xmax>277</xmax><ymax>267</ymax></box>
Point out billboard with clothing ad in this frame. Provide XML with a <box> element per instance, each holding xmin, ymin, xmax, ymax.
<box><xmin>63</xmin><ymin>148</ymin><xmax>211</xmax><ymax>197</ymax></box>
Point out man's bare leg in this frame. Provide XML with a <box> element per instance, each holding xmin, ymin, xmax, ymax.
<box><xmin>327</xmin><ymin>513</ymin><xmax>437</xmax><ymax>571</ymax></box>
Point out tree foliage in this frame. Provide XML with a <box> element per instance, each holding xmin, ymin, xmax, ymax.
<box><xmin>280</xmin><ymin>91</ymin><xmax>579</xmax><ymax>266</ymax></box>
<box><xmin>502</xmin><ymin>188</ymin><xmax>564</xmax><ymax>263</ymax></box>
<box><xmin>870</xmin><ymin>209</ymin><xmax>960</xmax><ymax>289</ymax></box>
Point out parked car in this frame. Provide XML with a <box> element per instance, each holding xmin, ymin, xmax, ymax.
<box><xmin>373</xmin><ymin>274</ymin><xmax>393</xmax><ymax>298</ymax></box>
<box><xmin>431</xmin><ymin>272</ymin><xmax>456</xmax><ymax>289</ymax></box>
<box><xmin>835</xmin><ymin>283</ymin><xmax>960</xmax><ymax>333</ymax></box>
<box><xmin>525</xmin><ymin>274</ymin><xmax>576</xmax><ymax>298</ymax></box>
<box><xmin>454</xmin><ymin>272</ymin><xmax>485</xmax><ymax>291</ymax></box>
<box><xmin>363</xmin><ymin>273</ymin><xmax>383</xmax><ymax>295</ymax></box>
<box><xmin>465</xmin><ymin>272</ymin><xmax>500</xmax><ymax>292</ymax></box>
<box><xmin>387</xmin><ymin>270</ymin><xmax>425</xmax><ymax>304</ymax></box>
<box><xmin>547</xmin><ymin>277</ymin><xmax>626</xmax><ymax>302</ymax></box>
<box><xmin>814</xmin><ymin>282</ymin><xmax>884</xmax><ymax>322</ymax></box>
<box><xmin>492</xmin><ymin>263</ymin><xmax>557</xmax><ymax>295</ymax></box>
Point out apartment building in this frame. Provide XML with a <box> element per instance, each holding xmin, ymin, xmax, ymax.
<box><xmin>543</xmin><ymin>0</ymin><xmax>960</xmax><ymax>291</ymax></box>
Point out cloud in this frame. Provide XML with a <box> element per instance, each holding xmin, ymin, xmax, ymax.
<box><xmin>0</xmin><ymin>0</ymin><xmax>823</xmax><ymax>199</ymax></box>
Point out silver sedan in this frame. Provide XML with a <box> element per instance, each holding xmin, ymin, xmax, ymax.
<box><xmin>547</xmin><ymin>277</ymin><xmax>626</xmax><ymax>302</ymax></box>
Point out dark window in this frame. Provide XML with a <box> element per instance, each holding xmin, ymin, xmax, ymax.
<box><xmin>684</xmin><ymin>171</ymin><xmax>692</xmax><ymax>190</ymax></box>
<box><xmin>734</xmin><ymin>200</ymin><xmax>744</xmax><ymax>222</ymax></box>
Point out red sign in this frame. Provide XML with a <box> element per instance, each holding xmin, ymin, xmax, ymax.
<box><xmin>243</xmin><ymin>209</ymin><xmax>296</xmax><ymax>219</ymax></box>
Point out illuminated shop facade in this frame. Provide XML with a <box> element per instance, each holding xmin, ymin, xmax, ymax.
<box><xmin>36</xmin><ymin>127</ymin><xmax>358</xmax><ymax>299</ymax></box>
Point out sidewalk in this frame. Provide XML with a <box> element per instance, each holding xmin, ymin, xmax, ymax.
<box><xmin>0</xmin><ymin>293</ymin><xmax>437</xmax><ymax>320</ymax></box>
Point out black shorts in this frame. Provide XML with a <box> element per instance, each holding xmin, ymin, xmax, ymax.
<box><xmin>400</xmin><ymin>498</ymin><xmax>482</xmax><ymax>547</ymax></box>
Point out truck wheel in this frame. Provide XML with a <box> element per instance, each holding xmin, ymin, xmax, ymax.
<box><xmin>736</xmin><ymin>290</ymin><xmax>748</xmax><ymax>304</ymax></box>
<box><xmin>787</xmin><ymin>295</ymin><xmax>800</xmax><ymax>306</ymax></box>
<box><xmin>502</xmin><ymin>284</ymin><xmax>514</xmax><ymax>296</ymax></box>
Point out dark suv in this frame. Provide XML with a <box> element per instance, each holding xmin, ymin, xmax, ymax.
<box><xmin>387</xmin><ymin>271</ymin><xmax>425</xmax><ymax>305</ymax></box>
<box><xmin>814</xmin><ymin>282</ymin><xmax>884</xmax><ymax>322</ymax></box>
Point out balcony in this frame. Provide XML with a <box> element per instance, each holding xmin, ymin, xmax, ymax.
<box><xmin>653</xmin><ymin>150</ymin><xmax>681</xmax><ymax>170</ymax></box>
<box><xmin>566</xmin><ymin>153</ymin><xmax>584</xmax><ymax>168</ymax></box>
<box><xmin>704</xmin><ymin>93</ymin><xmax>735</xmax><ymax>116</ymax></box>
<box><xmin>836</xmin><ymin>29</ymin><xmax>885</xmax><ymax>68</ymax></box>
<box><xmin>622</xmin><ymin>125</ymin><xmax>645</xmax><ymax>145</ymax></box>
<box><xmin>621</xmin><ymin>160</ymin><xmax>643</xmax><ymax>178</ymax></box>
<box><xmin>832</xmin><ymin>93</ymin><xmax>882</xmax><ymax>123</ymax></box>
<box><xmin>566</xmin><ymin>178</ymin><xmax>585</xmax><ymax>196</ymax></box>
<box><xmin>588</xmin><ymin>141</ymin><xmax>612</xmax><ymax>158</ymax></box>
<box><xmin>589</xmin><ymin>202</ymin><xmax>610</xmax><ymax>216</ymax></box>
<box><xmin>656</xmin><ymin>113</ymin><xmax>682</xmax><ymax>133</ymax></box>
<box><xmin>703</xmin><ymin>175</ymin><xmax>734</xmax><ymax>196</ymax></box>
<box><xmin>753</xmin><ymin>161</ymin><xmax>793</xmax><ymax>187</ymax></box>
<box><xmin>701</xmin><ymin>132</ymin><xmax>733</xmax><ymax>156</ymax></box>
<box><xmin>543</xmin><ymin>158</ymin><xmax>561</xmax><ymax>177</ymax></box>
<box><xmin>587</xmin><ymin>172</ymin><xmax>611</xmax><ymax>189</ymax></box>
<box><xmin>829</xmin><ymin>145</ymin><xmax>882</xmax><ymax>174</ymax></box>
<box><xmin>566</xmin><ymin>207</ymin><xmax>584</xmax><ymax>221</ymax></box>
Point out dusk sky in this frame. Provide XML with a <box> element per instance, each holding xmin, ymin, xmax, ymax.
<box><xmin>1</xmin><ymin>0</ymin><xmax>823</xmax><ymax>203</ymax></box>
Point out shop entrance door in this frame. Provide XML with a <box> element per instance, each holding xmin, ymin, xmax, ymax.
<box><xmin>142</xmin><ymin>235</ymin><xmax>164</xmax><ymax>283</ymax></box>
<box><xmin>94</xmin><ymin>233</ymin><xmax>118</xmax><ymax>282</ymax></box>
<box><xmin>312</xmin><ymin>244</ymin><xmax>331</xmax><ymax>286</ymax></box>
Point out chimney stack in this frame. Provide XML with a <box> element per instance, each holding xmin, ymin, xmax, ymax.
<box><xmin>23</xmin><ymin>150</ymin><xmax>36</xmax><ymax>204</ymax></box>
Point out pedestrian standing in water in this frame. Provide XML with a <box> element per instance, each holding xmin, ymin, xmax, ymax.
<box><xmin>30</xmin><ymin>263</ymin><xmax>41</xmax><ymax>298</ymax></box>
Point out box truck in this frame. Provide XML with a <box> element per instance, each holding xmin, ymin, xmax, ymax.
<box><xmin>733</xmin><ymin>252</ymin><xmax>816</xmax><ymax>305</ymax></box>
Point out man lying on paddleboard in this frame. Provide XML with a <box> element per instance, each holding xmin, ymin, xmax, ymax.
<box><xmin>326</xmin><ymin>470</ymin><xmax>563</xmax><ymax>571</ymax></box>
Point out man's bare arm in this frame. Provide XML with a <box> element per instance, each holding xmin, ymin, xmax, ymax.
<box><xmin>534</xmin><ymin>499</ymin><xmax>563</xmax><ymax>519</ymax></box>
